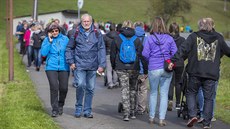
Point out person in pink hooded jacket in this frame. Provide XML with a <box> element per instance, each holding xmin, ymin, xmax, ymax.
<box><xmin>23</xmin><ymin>23</ymin><xmax>36</xmax><ymax>67</ymax></box>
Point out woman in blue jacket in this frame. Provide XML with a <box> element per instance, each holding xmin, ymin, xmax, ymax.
<box><xmin>41</xmin><ymin>23</ymin><xmax>70</xmax><ymax>117</ymax></box>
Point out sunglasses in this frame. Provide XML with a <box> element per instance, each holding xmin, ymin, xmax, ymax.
<box><xmin>51</xmin><ymin>29</ymin><xmax>59</xmax><ymax>33</ymax></box>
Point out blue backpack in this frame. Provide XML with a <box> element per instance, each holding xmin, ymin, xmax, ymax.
<box><xmin>119</xmin><ymin>34</ymin><xmax>137</xmax><ymax>63</ymax></box>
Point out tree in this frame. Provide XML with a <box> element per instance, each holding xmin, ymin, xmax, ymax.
<box><xmin>148</xmin><ymin>0</ymin><xmax>191</xmax><ymax>25</ymax></box>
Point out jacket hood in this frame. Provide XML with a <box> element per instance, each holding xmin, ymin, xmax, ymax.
<box><xmin>106</xmin><ymin>31</ymin><xmax>118</xmax><ymax>39</ymax></box>
<box><xmin>135</xmin><ymin>26</ymin><xmax>145</xmax><ymax>37</ymax></box>
<box><xmin>196</xmin><ymin>30</ymin><xmax>218</xmax><ymax>44</ymax></box>
<box><xmin>120</xmin><ymin>27</ymin><xmax>135</xmax><ymax>38</ymax></box>
<box><xmin>150</xmin><ymin>33</ymin><xmax>171</xmax><ymax>45</ymax></box>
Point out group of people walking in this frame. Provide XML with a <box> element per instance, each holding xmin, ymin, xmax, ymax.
<box><xmin>18</xmin><ymin>13</ymin><xmax>230</xmax><ymax>129</ymax></box>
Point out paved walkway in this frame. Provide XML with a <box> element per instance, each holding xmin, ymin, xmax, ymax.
<box><xmin>25</xmin><ymin>63</ymin><xmax>229</xmax><ymax>129</ymax></box>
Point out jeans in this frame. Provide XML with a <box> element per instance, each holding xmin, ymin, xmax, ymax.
<box><xmin>198</xmin><ymin>81</ymin><xmax>218</xmax><ymax>118</ymax></box>
<box><xmin>74</xmin><ymin>70</ymin><xmax>96</xmax><ymax>116</ymax></box>
<box><xmin>26</xmin><ymin>45</ymin><xmax>33</xmax><ymax>66</ymax></box>
<box><xmin>33</xmin><ymin>48</ymin><xmax>41</xmax><ymax>68</ymax></box>
<box><xmin>186</xmin><ymin>76</ymin><xmax>216</xmax><ymax>126</ymax></box>
<box><xmin>148</xmin><ymin>69</ymin><xmax>173</xmax><ymax>120</ymax></box>
<box><xmin>46</xmin><ymin>71</ymin><xmax>69</xmax><ymax>112</ymax></box>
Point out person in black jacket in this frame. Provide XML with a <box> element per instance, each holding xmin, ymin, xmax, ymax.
<box><xmin>167</xmin><ymin>22</ymin><xmax>186</xmax><ymax>111</ymax></box>
<box><xmin>32</xmin><ymin>24</ymin><xmax>46</xmax><ymax>71</ymax></box>
<box><xmin>104</xmin><ymin>23</ymin><xmax>119</xmax><ymax>89</ymax></box>
<box><xmin>110</xmin><ymin>20</ymin><xmax>148</xmax><ymax>121</ymax></box>
<box><xmin>168</xmin><ymin>18</ymin><xmax>230</xmax><ymax>128</ymax></box>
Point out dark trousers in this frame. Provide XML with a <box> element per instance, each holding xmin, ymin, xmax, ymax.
<box><xmin>46</xmin><ymin>71</ymin><xmax>69</xmax><ymax>112</ymax></box>
<box><xmin>168</xmin><ymin>66</ymin><xmax>184</xmax><ymax>104</ymax></box>
<box><xmin>186</xmin><ymin>76</ymin><xmax>216</xmax><ymax>126</ymax></box>
<box><xmin>19</xmin><ymin>39</ymin><xmax>26</xmax><ymax>54</ymax></box>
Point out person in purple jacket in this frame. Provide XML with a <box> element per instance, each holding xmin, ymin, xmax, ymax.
<box><xmin>142</xmin><ymin>17</ymin><xmax>177</xmax><ymax>126</ymax></box>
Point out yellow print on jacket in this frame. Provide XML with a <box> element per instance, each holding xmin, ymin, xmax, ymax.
<box><xmin>197</xmin><ymin>37</ymin><xmax>218</xmax><ymax>62</ymax></box>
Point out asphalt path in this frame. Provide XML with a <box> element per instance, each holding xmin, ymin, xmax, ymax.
<box><xmin>26</xmin><ymin>64</ymin><xmax>230</xmax><ymax>129</ymax></box>
<box><xmin>17</xmin><ymin>34</ymin><xmax>230</xmax><ymax>129</ymax></box>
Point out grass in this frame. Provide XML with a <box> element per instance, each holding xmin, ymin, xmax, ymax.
<box><xmin>0</xmin><ymin>1</ymin><xmax>61</xmax><ymax>128</ymax></box>
<box><xmin>0</xmin><ymin>0</ymin><xmax>229</xmax><ymax>128</ymax></box>
<box><xmin>216</xmin><ymin>57</ymin><xmax>230</xmax><ymax>123</ymax></box>
<box><xmin>0</xmin><ymin>41</ymin><xmax>60</xmax><ymax>129</ymax></box>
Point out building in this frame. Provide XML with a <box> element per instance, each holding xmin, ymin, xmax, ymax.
<box><xmin>13</xmin><ymin>9</ymin><xmax>87</xmax><ymax>34</ymax></box>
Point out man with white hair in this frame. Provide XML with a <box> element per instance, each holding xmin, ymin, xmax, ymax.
<box><xmin>65</xmin><ymin>14</ymin><xmax>106</xmax><ymax>118</ymax></box>
<box><xmin>169</xmin><ymin>18</ymin><xmax>230</xmax><ymax>129</ymax></box>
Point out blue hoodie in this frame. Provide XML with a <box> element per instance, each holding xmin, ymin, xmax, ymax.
<box><xmin>135</xmin><ymin>26</ymin><xmax>145</xmax><ymax>38</ymax></box>
<box><xmin>142</xmin><ymin>33</ymin><xmax>177</xmax><ymax>71</ymax></box>
<box><xmin>135</xmin><ymin>26</ymin><xmax>146</xmax><ymax>74</ymax></box>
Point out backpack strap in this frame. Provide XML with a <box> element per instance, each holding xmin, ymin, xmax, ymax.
<box><xmin>74</xmin><ymin>28</ymin><xmax>79</xmax><ymax>40</ymax></box>
<box><xmin>93</xmin><ymin>26</ymin><xmax>99</xmax><ymax>38</ymax></box>
<box><xmin>119</xmin><ymin>34</ymin><xmax>126</xmax><ymax>41</ymax></box>
<box><xmin>119</xmin><ymin>34</ymin><xmax>137</xmax><ymax>42</ymax></box>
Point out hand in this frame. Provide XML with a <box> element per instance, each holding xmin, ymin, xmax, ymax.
<box><xmin>48</xmin><ymin>32</ymin><xmax>53</xmax><ymax>43</ymax></box>
<box><xmin>168</xmin><ymin>62</ymin><xmax>174</xmax><ymax>71</ymax></box>
<box><xmin>70</xmin><ymin>64</ymin><xmax>76</xmax><ymax>70</ymax></box>
<box><xmin>97</xmin><ymin>67</ymin><xmax>104</xmax><ymax>74</ymax></box>
<box><xmin>143</xmin><ymin>74</ymin><xmax>148</xmax><ymax>79</ymax></box>
<box><xmin>140</xmin><ymin>74</ymin><xmax>148</xmax><ymax>82</ymax></box>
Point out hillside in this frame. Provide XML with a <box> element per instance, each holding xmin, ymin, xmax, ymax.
<box><xmin>0</xmin><ymin>0</ymin><xmax>229</xmax><ymax>33</ymax></box>
<box><xmin>0</xmin><ymin>0</ymin><xmax>230</xmax><ymax>126</ymax></box>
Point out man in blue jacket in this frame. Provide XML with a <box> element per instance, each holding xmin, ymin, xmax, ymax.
<box><xmin>65</xmin><ymin>14</ymin><xmax>106</xmax><ymax>118</ymax></box>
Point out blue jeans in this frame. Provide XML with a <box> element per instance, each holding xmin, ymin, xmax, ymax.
<box><xmin>26</xmin><ymin>45</ymin><xmax>33</xmax><ymax>66</ymax></box>
<box><xmin>148</xmin><ymin>69</ymin><xmax>172</xmax><ymax>120</ymax></box>
<box><xmin>198</xmin><ymin>81</ymin><xmax>218</xmax><ymax>118</ymax></box>
<box><xmin>33</xmin><ymin>48</ymin><xmax>41</xmax><ymax>67</ymax></box>
<box><xmin>74</xmin><ymin>70</ymin><xmax>96</xmax><ymax>116</ymax></box>
<box><xmin>187</xmin><ymin>76</ymin><xmax>216</xmax><ymax>126</ymax></box>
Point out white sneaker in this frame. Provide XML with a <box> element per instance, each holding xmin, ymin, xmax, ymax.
<box><xmin>211</xmin><ymin>117</ymin><xmax>216</xmax><ymax>122</ymax></box>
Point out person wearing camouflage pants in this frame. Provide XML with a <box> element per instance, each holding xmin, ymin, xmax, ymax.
<box><xmin>116</xmin><ymin>70</ymin><xmax>139</xmax><ymax>119</ymax></box>
<box><xmin>110</xmin><ymin>20</ymin><xmax>148</xmax><ymax>121</ymax></box>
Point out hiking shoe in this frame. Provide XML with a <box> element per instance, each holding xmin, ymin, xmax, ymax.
<box><xmin>167</xmin><ymin>101</ymin><xmax>173</xmax><ymax>111</ymax></box>
<box><xmin>51</xmin><ymin>111</ymin><xmax>58</xmax><ymax>117</ymax></box>
<box><xmin>203</xmin><ymin>125</ymin><xmax>211</xmax><ymax>129</ymax></box>
<box><xmin>211</xmin><ymin>117</ymin><xmax>216</xmax><ymax>122</ymax></box>
<box><xmin>83</xmin><ymin>114</ymin><xmax>93</xmax><ymax>118</ymax></box>
<box><xmin>107</xmin><ymin>85</ymin><xmax>113</xmax><ymax>89</ymax></box>
<box><xmin>175</xmin><ymin>104</ymin><xmax>181</xmax><ymax>110</ymax></box>
<box><xmin>123</xmin><ymin>115</ymin><xmax>129</xmax><ymax>121</ymax></box>
<box><xmin>130</xmin><ymin>112</ymin><xmax>136</xmax><ymax>119</ymax></box>
<box><xmin>113</xmin><ymin>82</ymin><xmax>119</xmax><ymax>88</ymax></box>
<box><xmin>58</xmin><ymin>107</ymin><xmax>63</xmax><ymax>115</ymax></box>
<box><xmin>159</xmin><ymin>119</ymin><xmax>166</xmax><ymax>127</ymax></box>
<box><xmin>136</xmin><ymin>111</ymin><xmax>144</xmax><ymax>115</ymax></box>
<box><xmin>74</xmin><ymin>114</ymin><xmax>81</xmax><ymax>118</ymax></box>
<box><xmin>187</xmin><ymin>117</ymin><xmax>198</xmax><ymax>127</ymax></box>
<box><xmin>198</xmin><ymin>117</ymin><xmax>204</xmax><ymax>123</ymax></box>
<box><xmin>36</xmin><ymin>67</ymin><xmax>40</xmax><ymax>71</ymax></box>
<box><xmin>149</xmin><ymin>118</ymin><xmax>155</xmax><ymax>124</ymax></box>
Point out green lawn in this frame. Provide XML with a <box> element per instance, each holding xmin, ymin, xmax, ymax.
<box><xmin>216</xmin><ymin>57</ymin><xmax>230</xmax><ymax>123</ymax></box>
<box><xmin>0</xmin><ymin>0</ymin><xmax>229</xmax><ymax>128</ymax></box>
